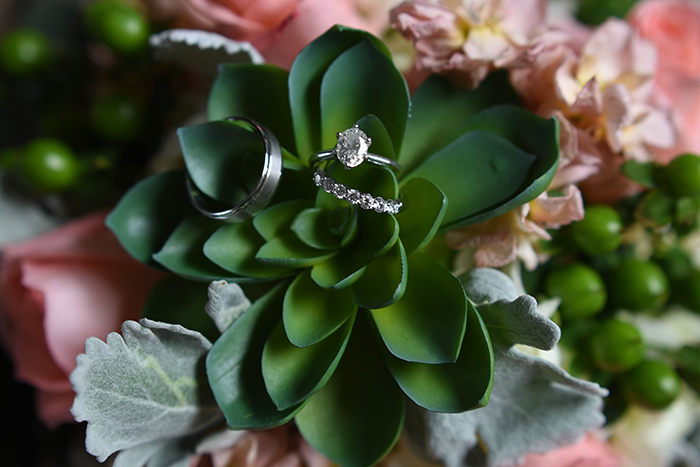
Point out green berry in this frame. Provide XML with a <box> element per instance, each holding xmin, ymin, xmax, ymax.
<box><xmin>571</xmin><ymin>205</ymin><xmax>623</xmax><ymax>256</ymax></box>
<box><xmin>622</xmin><ymin>359</ymin><xmax>682</xmax><ymax>410</ymax></box>
<box><xmin>589</xmin><ymin>320</ymin><xmax>645</xmax><ymax>373</ymax></box>
<box><xmin>21</xmin><ymin>138</ymin><xmax>80</xmax><ymax>192</ymax></box>
<box><xmin>607</xmin><ymin>259</ymin><xmax>670</xmax><ymax>311</ymax></box>
<box><xmin>666</xmin><ymin>154</ymin><xmax>700</xmax><ymax>197</ymax></box>
<box><xmin>0</xmin><ymin>28</ymin><xmax>51</xmax><ymax>77</ymax></box>
<box><xmin>90</xmin><ymin>92</ymin><xmax>143</xmax><ymax>142</ymax></box>
<box><xmin>544</xmin><ymin>263</ymin><xmax>607</xmax><ymax>319</ymax></box>
<box><xmin>89</xmin><ymin>1</ymin><xmax>149</xmax><ymax>56</ymax></box>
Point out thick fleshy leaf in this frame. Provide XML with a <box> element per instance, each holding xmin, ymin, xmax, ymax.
<box><xmin>370</xmin><ymin>253</ymin><xmax>467</xmax><ymax>364</ymax></box>
<box><xmin>178</xmin><ymin>119</ymin><xmax>265</xmax><ymax>204</ymax></box>
<box><xmin>395</xmin><ymin>178</ymin><xmax>448</xmax><ymax>256</ymax></box>
<box><xmin>383</xmin><ymin>302</ymin><xmax>493</xmax><ymax>413</ymax></box>
<box><xmin>295</xmin><ymin>314</ymin><xmax>405</xmax><ymax>467</ymax></box>
<box><xmin>256</xmin><ymin>233</ymin><xmax>336</xmax><ymax>267</ymax></box>
<box><xmin>208</xmin><ymin>64</ymin><xmax>295</xmax><ymax>152</ymax></box>
<box><xmin>351</xmin><ymin>240</ymin><xmax>407</xmax><ymax>309</ymax></box>
<box><xmin>106</xmin><ymin>171</ymin><xmax>195</xmax><ymax>266</ymax></box>
<box><xmin>203</xmin><ymin>219</ymin><xmax>290</xmax><ymax>279</ymax></box>
<box><xmin>283</xmin><ymin>270</ymin><xmax>357</xmax><ymax>348</ymax></box>
<box><xmin>319</xmin><ymin>38</ymin><xmax>409</xmax><ymax>156</ymax></box>
<box><xmin>311</xmin><ymin>210</ymin><xmax>399</xmax><ymax>289</ymax></box>
<box><xmin>253</xmin><ymin>199</ymin><xmax>314</xmax><ymax>241</ymax></box>
<box><xmin>355</xmin><ymin>114</ymin><xmax>396</xmax><ymax>160</ymax></box>
<box><xmin>206</xmin><ymin>282</ymin><xmax>303</xmax><ymax>429</ymax></box>
<box><xmin>289</xmin><ymin>26</ymin><xmax>392</xmax><ymax>162</ymax></box>
<box><xmin>291</xmin><ymin>208</ymin><xmax>341</xmax><ymax>250</ymax></box>
<box><xmin>262</xmin><ymin>314</ymin><xmax>355</xmax><ymax>410</ymax></box>
<box><xmin>143</xmin><ymin>275</ymin><xmax>219</xmax><ymax>342</ymax></box>
<box><xmin>399</xmin><ymin>72</ymin><xmax>519</xmax><ymax>175</ymax></box>
<box><xmin>153</xmin><ymin>216</ymin><xmax>238</xmax><ymax>282</ymax></box>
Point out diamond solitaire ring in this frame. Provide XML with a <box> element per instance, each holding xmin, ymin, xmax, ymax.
<box><xmin>186</xmin><ymin>116</ymin><xmax>283</xmax><ymax>221</ymax></box>
<box><xmin>309</xmin><ymin>125</ymin><xmax>403</xmax><ymax>214</ymax></box>
<box><xmin>309</xmin><ymin>125</ymin><xmax>402</xmax><ymax>172</ymax></box>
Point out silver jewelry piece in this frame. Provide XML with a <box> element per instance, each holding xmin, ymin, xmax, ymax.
<box><xmin>313</xmin><ymin>169</ymin><xmax>402</xmax><ymax>214</ymax></box>
<box><xmin>309</xmin><ymin>125</ymin><xmax>402</xmax><ymax>172</ymax></box>
<box><xmin>186</xmin><ymin>116</ymin><xmax>283</xmax><ymax>221</ymax></box>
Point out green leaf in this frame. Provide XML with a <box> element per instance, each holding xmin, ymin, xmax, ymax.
<box><xmin>206</xmin><ymin>282</ymin><xmax>303</xmax><ymax>429</ymax></box>
<box><xmin>106</xmin><ymin>171</ymin><xmax>195</xmax><ymax>267</ymax></box>
<box><xmin>253</xmin><ymin>199</ymin><xmax>314</xmax><ymax>241</ymax></box>
<box><xmin>351</xmin><ymin>240</ymin><xmax>407</xmax><ymax>309</ymax></box>
<box><xmin>405</xmin><ymin>106</ymin><xmax>559</xmax><ymax>230</ymax></box>
<box><xmin>290</xmin><ymin>207</ymin><xmax>341</xmax><ymax>250</ymax></box>
<box><xmin>370</xmin><ymin>253</ymin><xmax>467</xmax><ymax>364</ymax></box>
<box><xmin>143</xmin><ymin>275</ymin><xmax>219</xmax><ymax>342</ymax></box>
<box><xmin>283</xmin><ymin>270</ymin><xmax>357</xmax><ymax>348</ymax></box>
<box><xmin>399</xmin><ymin>72</ymin><xmax>520</xmax><ymax>175</ymax></box>
<box><xmin>208</xmin><ymin>64</ymin><xmax>295</xmax><ymax>152</ymax></box>
<box><xmin>328</xmin><ymin>206</ymin><xmax>359</xmax><ymax>247</ymax></box>
<box><xmin>203</xmin><ymin>219</ymin><xmax>291</xmax><ymax>279</ymax></box>
<box><xmin>621</xmin><ymin>160</ymin><xmax>658</xmax><ymax>188</ymax></box>
<box><xmin>262</xmin><ymin>314</ymin><xmax>355</xmax><ymax>410</ymax></box>
<box><xmin>319</xmin><ymin>38</ymin><xmax>409</xmax><ymax>157</ymax></box>
<box><xmin>383</xmin><ymin>302</ymin><xmax>493</xmax><ymax>413</ymax></box>
<box><xmin>355</xmin><ymin>114</ymin><xmax>396</xmax><ymax>160</ymax></box>
<box><xmin>295</xmin><ymin>314</ymin><xmax>404</xmax><ymax>467</ymax></box>
<box><xmin>289</xmin><ymin>26</ymin><xmax>392</xmax><ymax>162</ymax></box>
<box><xmin>178</xmin><ymin>120</ymin><xmax>266</xmax><ymax>205</ymax></box>
<box><xmin>153</xmin><ymin>217</ymin><xmax>238</xmax><ymax>282</ymax></box>
<box><xmin>256</xmin><ymin>233</ymin><xmax>336</xmax><ymax>267</ymax></box>
<box><xmin>395</xmin><ymin>178</ymin><xmax>448</xmax><ymax>255</ymax></box>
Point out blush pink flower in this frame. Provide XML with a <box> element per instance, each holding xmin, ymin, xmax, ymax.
<box><xmin>390</xmin><ymin>0</ymin><xmax>547</xmax><ymax>88</ymax></box>
<box><xmin>0</xmin><ymin>213</ymin><xmax>164</xmax><ymax>428</ymax></box>
<box><xmin>511</xmin><ymin>434</ymin><xmax>620</xmax><ymax>467</ymax></box>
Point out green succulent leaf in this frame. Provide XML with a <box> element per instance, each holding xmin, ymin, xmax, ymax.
<box><xmin>621</xmin><ymin>160</ymin><xmax>658</xmax><ymax>188</ymax></box>
<box><xmin>152</xmin><ymin>216</ymin><xmax>238</xmax><ymax>282</ymax></box>
<box><xmin>106</xmin><ymin>171</ymin><xmax>195</xmax><ymax>267</ymax></box>
<box><xmin>253</xmin><ymin>199</ymin><xmax>314</xmax><ymax>241</ymax></box>
<box><xmin>289</xmin><ymin>26</ymin><xmax>394</xmax><ymax>162</ymax></box>
<box><xmin>383</xmin><ymin>301</ymin><xmax>493</xmax><ymax>413</ymax></box>
<box><xmin>399</xmin><ymin>72</ymin><xmax>520</xmax><ymax>175</ymax></box>
<box><xmin>319</xmin><ymin>38</ymin><xmax>409</xmax><ymax>156</ymax></box>
<box><xmin>203</xmin><ymin>219</ymin><xmax>291</xmax><ymax>279</ymax></box>
<box><xmin>295</xmin><ymin>314</ymin><xmax>404</xmax><ymax>467</ymax></box>
<box><xmin>395</xmin><ymin>178</ymin><xmax>448</xmax><ymax>256</ymax></box>
<box><xmin>206</xmin><ymin>282</ymin><xmax>303</xmax><ymax>429</ymax></box>
<box><xmin>405</xmin><ymin>106</ymin><xmax>559</xmax><ymax>230</ymax></box>
<box><xmin>328</xmin><ymin>206</ymin><xmax>359</xmax><ymax>247</ymax></box>
<box><xmin>370</xmin><ymin>253</ymin><xmax>467</xmax><ymax>364</ymax></box>
<box><xmin>283</xmin><ymin>270</ymin><xmax>357</xmax><ymax>348</ymax></box>
<box><xmin>351</xmin><ymin>240</ymin><xmax>407</xmax><ymax>309</ymax></box>
<box><xmin>208</xmin><ymin>64</ymin><xmax>295</xmax><ymax>152</ymax></box>
<box><xmin>291</xmin><ymin>208</ymin><xmax>341</xmax><ymax>250</ymax></box>
<box><xmin>256</xmin><ymin>232</ymin><xmax>336</xmax><ymax>267</ymax></box>
<box><xmin>354</xmin><ymin>114</ymin><xmax>396</xmax><ymax>160</ymax></box>
<box><xmin>262</xmin><ymin>313</ymin><xmax>355</xmax><ymax>411</ymax></box>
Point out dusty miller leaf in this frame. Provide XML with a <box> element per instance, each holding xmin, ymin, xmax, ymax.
<box><xmin>150</xmin><ymin>29</ymin><xmax>264</xmax><ymax>76</ymax></box>
<box><xmin>70</xmin><ymin>319</ymin><xmax>223</xmax><ymax>462</ymax></box>
<box><xmin>205</xmin><ymin>280</ymin><xmax>252</xmax><ymax>333</ymax></box>
<box><xmin>404</xmin><ymin>268</ymin><xmax>608</xmax><ymax>467</ymax></box>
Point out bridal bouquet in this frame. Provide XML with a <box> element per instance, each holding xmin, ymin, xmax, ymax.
<box><xmin>3</xmin><ymin>1</ymin><xmax>700</xmax><ymax>467</ymax></box>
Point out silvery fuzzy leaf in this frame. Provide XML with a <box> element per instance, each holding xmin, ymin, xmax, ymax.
<box><xmin>149</xmin><ymin>29</ymin><xmax>264</xmax><ymax>76</ymax></box>
<box><xmin>205</xmin><ymin>280</ymin><xmax>251</xmax><ymax>333</ymax></box>
<box><xmin>70</xmin><ymin>319</ymin><xmax>223</xmax><ymax>462</ymax></box>
<box><xmin>404</xmin><ymin>268</ymin><xmax>608</xmax><ymax>467</ymax></box>
<box><xmin>113</xmin><ymin>440</ymin><xmax>168</xmax><ymax>467</ymax></box>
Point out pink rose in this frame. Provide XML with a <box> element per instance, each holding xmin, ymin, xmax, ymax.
<box><xmin>0</xmin><ymin>213</ymin><xmax>163</xmax><ymax>428</ymax></box>
<box><xmin>182</xmin><ymin>0</ymin><xmax>390</xmax><ymax>69</ymax></box>
<box><xmin>511</xmin><ymin>434</ymin><xmax>620</xmax><ymax>467</ymax></box>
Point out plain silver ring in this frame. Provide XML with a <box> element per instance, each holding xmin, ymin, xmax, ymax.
<box><xmin>186</xmin><ymin>116</ymin><xmax>283</xmax><ymax>221</ymax></box>
<box><xmin>309</xmin><ymin>150</ymin><xmax>402</xmax><ymax>173</ymax></box>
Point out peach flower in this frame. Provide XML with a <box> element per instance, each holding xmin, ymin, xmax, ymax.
<box><xmin>0</xmin><ymin>213</ymin><xmax>163</xmax><ymax>428</ymax></box>
<box><xmin>390</xmin><ymin>0</ymin><xmax>547</xmax><ymax>88</ymax></box>
<box><xmin>512</xmin><ymin>434</ymin><xmax>620</xmax><ymax>467</ymax></box>
<box><xmin>630</xmin><ymin>0</ymin><xmax>700</xmax><ymax>159</ymax></box>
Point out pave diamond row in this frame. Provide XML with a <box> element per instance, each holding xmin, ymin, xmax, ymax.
<box><xmin>313</xmin><ymin>169</ymin><xmax>402</xmax><ymax>215</ymax></box>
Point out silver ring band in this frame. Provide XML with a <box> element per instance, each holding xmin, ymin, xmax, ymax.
<box><xmin>309</xmin><ymin>150</ymin><xmax>402</xmax><ymax>173</ymax></box>
<box><xmin>314</xmin><ymin>169</ymin><xmax>402</xmax><ymax>215</ymax></box>
<box><xmin>186</xmin><ymin>116</ymin><xmax>283</xmax><ymax>221</ymax></box>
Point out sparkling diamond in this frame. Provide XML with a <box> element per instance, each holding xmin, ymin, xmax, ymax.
<box><xmin>346</xmin><ymin>189</ymin><xmax>361</xmax><ymax>204</ymax></box>
<box><xmin>313</xmin><ymin>171</ymin><xmax>322</xmax><ymax>186</ymax></box>
<box><xmin>359</xmin><ymin>193</ymin><xmax>376</xmax><ymax>210</ymax></box>
<box><xmin>335</xmin><ymin>125</ymin><xmax>370</xmax><ymax>169</ymax></box>
<box><xmin>374</xmin><ymin>197</ymin><xmax>386</xmax><ymax>213</ymax></box>
<box><xmin>333</xmin><ymin>184</ymin><xmax>348</xmax><ymax>199</ymax></box>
